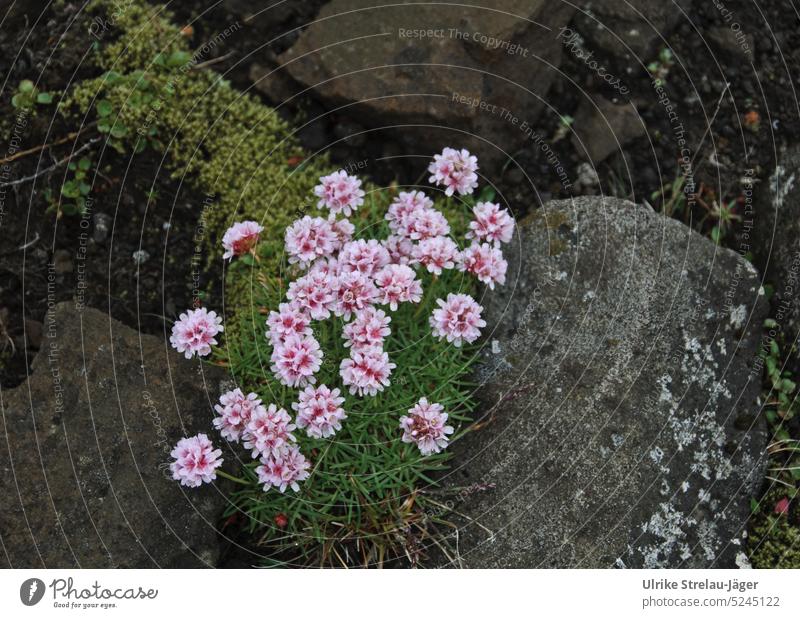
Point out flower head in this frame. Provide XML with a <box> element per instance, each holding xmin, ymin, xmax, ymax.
<box><xmin>399</xmin><ymin>398</ymin><xmax>454</xmax><ymax>455</ymax></box>
<box><xmin>333</xmin><ymin>271</ymin><xmax>378</xmax><ymax>319</ymax></box>
<box><xmin>287</xmin><ymin>270</ymin><xmax>336</xmax><ymax>320</ymax></box>
<box><xmin>382</xmin><ymin>235</ymin><xmax>414</xmax><ymax>265</ymax></box>
<box><xmin>292</xmin><ymin>384</ymin><xmax>347</xmax><ymax>439</ymax></box>
<box><xmin>427</xmin><ymin>147</ymin><xmax>478</xmax><ymax>196</ymax></box>
<box><xmin>466</xmin><ymin>202</ymin><xmax>515</xmax><ymax>246</ymax></box>
<box><xmin>338</xmin><ymin>239</ymin><xmax>391</xmax><ymax>278</ymax></box>
<box><xmin>340</xmin><ymin>348</ymin><xmax>396</xmax><ymax>397</ymax></box>
<box><xmin>314</xmin><ymin>170</ymin><xmax>365</xmax><ymax>216</ymax></box>
<box><xmin>170</xmin><ymin>434</ymin><xmax>223</xmax><ymax>487</ymax></box>
<box><xmin>222</xmin><ymin>220</ymin><xmax>263</xmax><ymax>260</ymax></box>
<box><xmin>330</xmin><ymin>216</ymin><xmax>355</xmax><ymax>250</ymax></box>
<box><xmin>270</xmin><ymin>333</ymin><xmax>323</xmax><ymax>388</ymax></box>
<box><xmin>170</xmin><ymin>308</ymin><xmax>223</xmax><ymax>359</ymax></box>
<box><xmin>430</xmin><ymin>293</ymin><xmax>486</xmax><ymax>347</ymax></box>
<box><xmin>374</xmin><ymin>264</ymin><xmax>423</xmax><ymax>310</ymax></box>
<box><xmin>266</xmin><ymin>302</ymin><xmax>312</xmax><ymax>345</ymax></box>
<box><xmin>386</xmin><ymin>190</ymin><xmax>433</xmax><ymax>234</ymax></box>
<box><xmin>459</xmin><ymin>242</ymin><xmax>508</xmax><ymax>289</ymax></box>
<box><xmin>243</xmin><ymin>403</ymin><xmax>296</xmax><ymax>458</ymax></box>
<box><xmin>412</xmin><ymin>236</ymin><xmax>460</xmax><ymax>275</ymax></box>
<box><xmin>405</xmin><ymin>207</ymin><xmax>451</xmax><ymax>241</ymax></box>
<box><xmin>213</xmin><ymin>388</ymin><xmax>264</xmax><ymax>443</ymax></box>
<box><xmin>343</xmin><ymin>306</ymin><xmax>391</xmax><ymax>352</ymax></box>
<box><xmin>256</xmin><ymin>445</ymin><xmax>311</xmax><ymax>493</ymax></box>
<box><xmin>284</xmin><ymin>216</ymin><xmax>338</xmax><ymax>268</ymax></box>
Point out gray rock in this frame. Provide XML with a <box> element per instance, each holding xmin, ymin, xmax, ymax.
<box><xmin>573</xmin><ymin>0</ymin><xmax>693</xmax><ymax>61</ymax></box>
<box><xmin>436</xmin><ymin>197</ymin><xmax>767</xmax><ymax>568</ymax></box>
<box><xmin>570</xmin><ymin>96</ymin><xmax>646</xmax><ymax>163</ymax></box>
<box><xmin>0</xmin><ymin>303</ymin><xmax>231</xmax><ymax>567</ymax></box>
<box><xmin>277</xmin><ymin>0</ymin><xmax>575</xmax><ymax>167</ymax></box>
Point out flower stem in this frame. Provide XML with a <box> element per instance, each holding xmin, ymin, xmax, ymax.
<box><xmin>217</xmin><ymin>469</ymin><xmax>251</xmax><ymax>485</ymax></box>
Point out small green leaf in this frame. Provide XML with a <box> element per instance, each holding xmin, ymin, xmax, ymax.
<box><xmin>97</xmin><ymin>99</ymin><xmax>113</xmax><ymax>117</ymax></box>
<box><xmin>36</xmin><ymin>91</ymin><xmax>53</xmax><ymax>104</ymax></box>
<box><xmin>78</xmin><ymin>157</ymin><xmax>91</xmax><ymax>171</ymax></box>
<box><xmin>19</xmin><ymin>79</ymin><xmax>35</xmax><ymax>93</ymax></box>
<box><xmin>110</xmin><ymin>123</ymin><xmax>128</xmax><ymax>139</ymax></box>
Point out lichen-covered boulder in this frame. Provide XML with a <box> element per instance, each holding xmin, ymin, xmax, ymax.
<box><xmin>0</xmin><ymin>303</ymin><xmax>231</xmax><ymax>567</ymax></box>
<box><xmin>436</xmin><ymin>196</ymin><xmax>767</xmax><ymax>568</ymax></box>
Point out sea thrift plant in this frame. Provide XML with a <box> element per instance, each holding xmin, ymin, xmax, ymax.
<box><xmin>169</xmin><ymin>147</ymin><xmax>512</xmax><ymax>509</ymax></box>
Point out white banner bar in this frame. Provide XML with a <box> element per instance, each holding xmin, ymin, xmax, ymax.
<box><xmin>0</xmin><ymin>569</ymin><xmax>797</xmax><ymax>617</ymax></box>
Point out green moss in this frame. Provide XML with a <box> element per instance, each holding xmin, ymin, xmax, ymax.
<box><xmin>749</xmin><ymin>493</ymin><xmax>800</xmax><ymax>568</ymax></box>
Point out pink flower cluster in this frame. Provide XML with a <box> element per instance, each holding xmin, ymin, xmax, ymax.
<box><xmin>222</xmin><ymin>220</ymin><xmax>263</xmax><ymax>260</ymax></box>
<box><xmin>427</xmin><ymin>147</ymin><xmax>479</xmax><ymax>196</ymax></box>
<box><xmin>314</xmin><ymin>170</ymin><xmax>365</xmax><ymax>216</ymax></box>
<box><xmin>169</xmin><ymin>147</ymin><xmax>516</xmax><ymax>495</ymax></box>
<box><xmin>430</xmin><ymin>293</ymin><xmax>486</xmax><ymax>347</ymax></box>
<box><xmin>400</xmin><ymin>398</ymin><xmax>454</xmax><ymax>455</ymax></box>
<box><xmin>170</xmin><ymin>308</ymin><xmax>224</xmax><ymax>359</ymax></box>
<box><xmin>170</xmin><ymin>434</ymin><xmax>223</xmax><ymax>487</ymax></box>
<box><xmin>293</xmin><ymin>385</ymin><xmax>347</xmax><ymax>438</ymax></box>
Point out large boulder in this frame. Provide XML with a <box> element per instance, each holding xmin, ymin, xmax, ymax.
<box><xmin>264</xmin><ymin>0</ymin><xmax>575</xmax><ymax>166</ymax></box>
<box><xmin>436</xmin><ymin>196</ymin><xmax>767</xmax><ymax>568</ymax></box>
<box><xmin>0</xmin><ymin>303</ymin><xmax>231</xmax><ymax>567</ymax></box>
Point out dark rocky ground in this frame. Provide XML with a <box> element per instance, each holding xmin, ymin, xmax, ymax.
<box><xmin>2</xmin><ymin>0</ymin><xmax>800</xmax><ymax>567</ymax></box>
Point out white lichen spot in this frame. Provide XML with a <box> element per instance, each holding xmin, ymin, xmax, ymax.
<box><xmin>735</xmin><ymin>552</ymin><xmax>752</xmax><ymax>569</ymax></box>
<box><xmin>611</xmin><ymin>433</ymin><xmax>625</xmax><ymax>448</ymax></box>
<box><xmin>650</xmin><ymin>446</ymin><xmax>665</xmax><ymax>464</ymax></box>
<box><xmin>657</xmin><ymin>374</ymin><xmax>673</xmax><ymax>403</ymax></box>
<box><xmin>729</xmin><ymin>304</ymin><xmax>747</xmax><ymax>330</ymax></box>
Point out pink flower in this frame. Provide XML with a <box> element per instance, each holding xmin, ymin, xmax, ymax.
<box><xmin>338</xmin><ymin>239</ymin><xmax>391</xmax><ymax>278</ymax></box>
<box><xmin>374</xmin><ymin>264</ymin><xmax>423</xmax><ymax>310</ymax></box>
<box><xmin>170</xmin><ymin>307</ymin><xmax>224</xmax><ymax>359</ymax></box>
<box><xmin>309</xmin><ymin>256</ymin><xmax>340</xmax><ymax>278</ymax></box>
<box><xmin>775</xmin><ymin>497</ymin><xmax>790</xmax><ymax>516</ymax></box>
<box><xmin>292</xmin><ymin>384</ymin><xmax>347</xmax><ymax>439</ymax></box>
<box><xmin>314</xmin><ymin>170</ymin><xmax>365</xmax><ymax>216</ymax></box>
<box><xmin>386</xmin><ymin>190</ymin><xmax>433</xmax><ymax>234</ymax></box>
<box><xmin>330</xmin><ymin>216</ymin><xmax>355</xmax><ymax>250</ymax></box>
<box><xmin>270</xmin><ymin>333</ymin><xmax>323</xmax><ymax>388</ymax></box>
<box><xmin>256</xmin><ymin>445</ymin><xmax>311</xmax><ymax>493</ymax></box>
<box><xmin>343</xmin><ymin>306</ymin><xmax>391</xmax><ymax>352</ymax></box>
<box><xmin>406</xmin><ymin>207</ymin><xmax>450</xmax><ymax>241</ymax></box>
<box><xmin>399</xmin><ymin>398</ymin><xmax>454</xmax><ymax>455</ymax></box>
<box><xmin>170</xmin><ymin>434</ymin><xmax>223</xmax><ymax>487</ymax></box>
<box><xmin>382</xmin><ymin>235</ymin><xmax>414</xmax><ymax>265</ymax></box>
<box><xmin>430</xmin><ymin>293</ymin><xmax>486</xmax><ymax>347</ymax></box>
<box><xmin>340</xmin><ymin>348</ymin><xmax>396</xmax><ymax>396</ymax></box>
<box><xmin>266</xmin><ymin>302</ymin><xmax>312</xmax><ymax>345</ymax></box>
<box><xmin>466</xmin><ymin>202</ymin><xmax>515</xmax><ymax>246</ymax></box>
<box><xmin>333</xmin><ymin>271</ymin><xmax>378</xmax><ymax>319</ymax></box>
<box><xmin>427</xmin><ymin>147</ymin><xmax>479</xmax><ymax>196</ymax></box>
<box><xmin>287</xmin><ymin>271</ymin><xmax>336</xmax><ymax>320</ymax></box>
<box><xmin>243</xmin><ymin>403</ymin><xmax>296</xmax><ymax>458</ymax></box>
<box><xmin>284</xmin><ymin>216</ymin><xmax>338</xmax><ymax>268</ymax></box>
<box><xmin>459</xmin><ymin>242</ymin><xmax>508</xmax><ymax>289</ymax></box>
<box><xmin>222</xmin><ymin>220</ymin><xmax>263</xmax><ymax>260</ymax></box>
<box><xmin>412</xmin><ymin>236</ymin><xmax>460</xmax><ymax>275</ymax></box>
<box><xmin>213</xmin><ymin>388</ymin><xmax>264</xmax><ymax>443</ymax></box>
